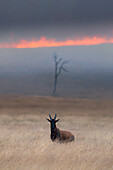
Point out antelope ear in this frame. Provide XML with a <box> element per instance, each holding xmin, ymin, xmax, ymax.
<box><xmin>46</xmin><ymin>118</ymin><xmax>51</xmax><ymax>122</ymax></box>
<box><xmin>55</xmin><ymin>119</ymin><xmax>60</xmax><ymax>123</ymax></box>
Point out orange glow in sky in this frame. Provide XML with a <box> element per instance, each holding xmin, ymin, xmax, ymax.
<box><xmin>0</xmin><ymin>36</ymin><xmax>113</xmax><ymax>48</ymax></box>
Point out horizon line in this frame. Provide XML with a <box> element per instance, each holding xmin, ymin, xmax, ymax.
<box><xmin>0</xmin><ymin>36</ymin><xmax>113</xmax><ymax>48</ymax></box>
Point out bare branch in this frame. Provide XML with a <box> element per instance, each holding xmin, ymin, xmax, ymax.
<box><xmin>62</xmin><ymin>67</ymin><xmax>68</xmax><ymax>72</ymax></box>
<box><xmin>57</xmin><ymin>60</ymin><xmax>68</xmax><ymax>77</ymax></box>
<box><xmin>54</xmin><ymin>54</ymin><xmax>57</xmax><ymax>63</ymax></box>
<box><xmin>57</xmin><ymin>58</ymin><xmax>62</xmax><ymax>65</ymax></box>
<box><xmin>52</xmin><ymin>54</ymin><xmax>69</xmax><ymax>96</ymax></box>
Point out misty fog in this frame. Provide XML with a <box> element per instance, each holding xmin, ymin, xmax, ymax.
<box><xmin>0</xmin><ymin>44</ymin><xmax>113</xmax><ymax>73</ymax></box>
<box><xmin>0</xmin><ymin>44</ymin><xmax>113</xmax><ymax>98</ymax></box>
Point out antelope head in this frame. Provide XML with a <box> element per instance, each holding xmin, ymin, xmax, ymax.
<box><xmin>46</xmin><ymin>113</ymin><xmax>60</xmax><ymax>141</ymax></box>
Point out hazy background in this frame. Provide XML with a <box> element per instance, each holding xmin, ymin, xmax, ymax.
<box><xmin>0</xmin><ymin>0</ymin><xmax>113</xmax><ymax>98</ymax></box>
<box><xmin>0</xmin><ymin>44</ymin><xmax>113</xmax><ymax>99</ymax></box>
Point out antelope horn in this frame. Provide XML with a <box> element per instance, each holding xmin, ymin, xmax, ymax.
<box><xmin>49</xmin><ymin>113</ymin><xmax>52</xmax><ymax>120</ymax></box>
<box><xmin>54</xmin><ymin>113</ymin><xmax>57</xmax><ymax>120</ymax></box>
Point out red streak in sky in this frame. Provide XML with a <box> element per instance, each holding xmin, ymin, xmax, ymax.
<box><xmin>0</xmin><ymin>36</ymin><xmax>113</xmax><ymax>48</ymax></box>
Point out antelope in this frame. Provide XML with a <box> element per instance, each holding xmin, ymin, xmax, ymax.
<box><xmin>46</xmin><ymin>113</ymin><xmax>75</xmax><ymax>142</ymax></box>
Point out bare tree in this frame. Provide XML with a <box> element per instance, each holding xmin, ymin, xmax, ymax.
<box><xmin>52</xmin><ymin>54</ymin><xmax>68</xmax><ymax>96</ymax></box>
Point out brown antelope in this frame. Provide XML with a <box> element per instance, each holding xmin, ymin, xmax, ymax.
<box><xmin>46</xmin><ymin>113</ymin><xmax>75</xmax><ymax>142</ymax></box>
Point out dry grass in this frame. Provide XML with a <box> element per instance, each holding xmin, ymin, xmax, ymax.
<box><xmin>0</xmin><ymin>95</ymin><xmax>113</xmax><ymax>170</ymax></box>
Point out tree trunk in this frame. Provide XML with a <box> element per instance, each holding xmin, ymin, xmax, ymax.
<box><xmin>52</xmin><ymin>64</ymin><xmax>57</xmax><ymax>96</ymax></box>
<box><xmin>52</xmin><ymin>78</ymin><xmax>57</xmax><ymax>96</ymax></box>
<box><xmin>52</xmin><ymin>55</ymin><xmax>67</xmax><ymax>96</ymax></box>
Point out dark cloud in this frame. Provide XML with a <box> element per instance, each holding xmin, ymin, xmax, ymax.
<box><xmin>0</xmin><ymin>0</ymin><xmax>113</xmax><ymax>43</ymax></box>
<box><xmin>0</xmin><ymin>0</ymin><xmax>113</xmax><ymax>27</ymax></box>
<box><xmin>0</xmin><ymin>22</ymin><xmax>112</xmax><ymax>44</ymax></box>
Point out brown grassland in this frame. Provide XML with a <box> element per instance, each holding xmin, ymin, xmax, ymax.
<box><xmin>0</xmin><ymin>95</ymin><xmax>113</xmax><ymax>170</ymax></box>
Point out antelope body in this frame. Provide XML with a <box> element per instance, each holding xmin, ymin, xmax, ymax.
<box><xmin>46</xmin><ymin>113</ymin><xmax>75</xmax><ymax>142</ymax></box>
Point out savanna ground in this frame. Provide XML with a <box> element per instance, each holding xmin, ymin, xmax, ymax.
<box><xmin>0</xmin><ymin>95</ymin><xmax>113</xmax><ymax>170</ymax></box>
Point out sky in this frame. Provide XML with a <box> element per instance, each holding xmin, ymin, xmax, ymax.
<box><xmin>0</xmin><ymin>0</ymin><xmax>113</xmax><ymax>75</ymax></box>
<box><xmin>0</xmin><ymin>44</ymin><xmax>113</xmax><ymax>74</ymax></box>
<box><xmin>0</xmin><ymin>0</ymin><xmax>113</xmax><ymax>98</ymax></box>
<box><xmin>0</xmin><ymin>0</ymin><xmax>113</xmax><ymax>48</ymax></box>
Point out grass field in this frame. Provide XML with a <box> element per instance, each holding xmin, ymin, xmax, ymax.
<box><xmin>0</xmin><ymin>95</ymin><xmax>113</xmax><ymax>170</ymax></box>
